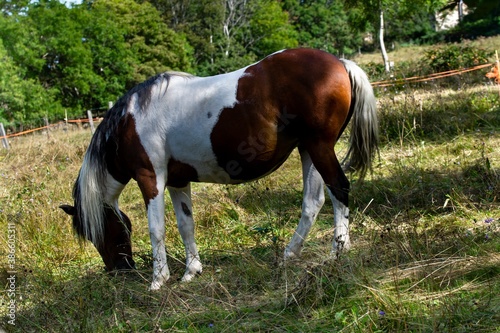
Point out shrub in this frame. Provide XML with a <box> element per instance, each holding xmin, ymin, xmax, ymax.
<box><xmin>424</xmin><ymin>44</ymin><xmax>492</xmax><ymax>72</ymax></box>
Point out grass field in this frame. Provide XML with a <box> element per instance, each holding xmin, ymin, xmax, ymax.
<box><xmin>1</xmin><ymin>46</ymin><xmax>500</xmax><ymax>332</ymax></box>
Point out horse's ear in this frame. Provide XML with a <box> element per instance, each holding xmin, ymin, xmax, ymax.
<box><xmin>59</xmin><ymin>204</ymin><xmax>76</xmax><ymax>216</ymax></box>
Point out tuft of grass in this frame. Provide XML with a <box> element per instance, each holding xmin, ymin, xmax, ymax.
<box><xmin>1</xmin><ymin>81</ymin><xmax>499</xmax><ymax>332</ymax></box>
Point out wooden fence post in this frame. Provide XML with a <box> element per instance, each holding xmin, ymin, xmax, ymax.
<box><xmin>44</xmin><ymin>117</ymin><xmax>50</xmax><ymax>139</ymax></box>
<box><xmin>64</xmin><ymin>110</ymin><xmax>68</xmax><ymax>131</ymax></box>
<box><xmin>87</xmin><ymin>110</ymin><xmax>95</xmax><ymax>134</ymax></box>
<box><xmin>0</xmin><ymin>123</ymin><xmax>10</xmax><ymax>150</ymax></box>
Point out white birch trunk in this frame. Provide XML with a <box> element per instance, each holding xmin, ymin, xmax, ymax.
<box><xmin>379</xmin><ymin>9</ymin><xmax>390</xmax><ymax>72</ymax></box>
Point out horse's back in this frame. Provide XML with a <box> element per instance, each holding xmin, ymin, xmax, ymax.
<box><xmin>123</xmin><ymin>48</ymin><xmax>353</xmax><ymax>186</ymax></box>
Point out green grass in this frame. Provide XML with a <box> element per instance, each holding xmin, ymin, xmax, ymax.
<box><xmin>1</xmin><ymin>62</ymin><xmax>500</xmax><ymax>331</ymax></box>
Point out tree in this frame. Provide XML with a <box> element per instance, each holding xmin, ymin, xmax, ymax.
<box><xmin>89</xmin><ymin>0</ymin><xmax>193</xmax><ymax>85</ymax></box>
<box><xmin>27</xmin><ymin>0</ymin><xmax>101</xmax><ymax>109</ymax></box>
<box><xmin>0</xmin><ymin>39</ymin><xmax>62</xmax><ymax>128</ymax></box>
<box><xmin>212</xmin><ymin>0</ymin><xmax>297</xmax><ymax>72</ymax></box>
<box><xmin>0</xmin><ymin>0</ymin><xmax>29</xmax><ymax>15</ymax></box>
<box><xmin>247</xmin><ymin>0</ymin><xmax>298</xmax><ymax>56</ymax></box>
<box><xmin>150</xmin><ymin>0</ymin><xmax>297</xmax><ymax>75</ymax></box>
<box><xmin>0</xmin><ymin>4</ymin><xmax>62</xmax><ymax>127</ymax></box>
<box><xmin>24</xmin><ymin>0</ymin><xmax>191</xmax><ymax>112</ymax></box>
<box><xmin>1</xmin><ymin>0</ymin><xmax>194</xmax><ymax>124</ymax></box>
<box><xmin>283</xmin><ymin>0</ymin><xmax>361</xmax><ymax>56</ymax></box>
<box><xmin>346</xmin><ymin>0</ymin><xmax>448</xmax><ymax>71</ymax></box>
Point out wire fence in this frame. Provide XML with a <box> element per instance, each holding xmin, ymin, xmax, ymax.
<box><xmin>371</xmin><ymin>63</ymin><xmax>493</xmax><ymax>87</ymax></box>
<box><xmin>0</xmin><ymin>114</ymin><xmax>100</xmax><ymax>150</ymax></box>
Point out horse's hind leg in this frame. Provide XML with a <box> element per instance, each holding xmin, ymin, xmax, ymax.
<box><xmin>305</xmin><ymin>140</ymin><xmax>351</xmax><ymax>256</ymax></box>
<box><xmin>168</xmin><ymin>185</ymin><xmax>202</xmax><ymax>282</ymax></box>
<box><xmin>285</xmin><ymin>147</ymin><xmax>325</xmax><ymax>259</ymax></box>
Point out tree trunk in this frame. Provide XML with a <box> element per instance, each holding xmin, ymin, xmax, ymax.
<box><xmin>379</xmin><ymin>9</ymin><xmax>390</xmax><ymax>72</ymax></box>
<box><xmin>458</xmin><ymin>0</ymin><xmax>464</xmax><ymax>22</ymax></box>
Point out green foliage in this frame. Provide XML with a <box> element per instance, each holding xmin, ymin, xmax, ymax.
<box><xmin>424</xmin><ymin>44</ymin><xmax>492</xmax><ymax>72</ymax></box>
<box><xmin>386</xmin><ymin>7</ymin><xmax>444</xmax><ymax>45</ymax></box>
<box><xmin>248</xmin><ymin>0</ymin><xmax>298</xmax><ymax>56</ymax></box>
<box><xmin>190</xmin><ymin>0</ymin><xmax>298</xmax><ymax>75</ymax></box>
<box><xmin>28</xmin><ymin>0</ymin><xmax>101</xmax><ymax>110</ymax></box>
<box><xmin>91</xmin><ymin>0</ymin><xmax>193</xmax><ymax>83</ymax></box>
<box><xmin>284</xmin><ymin>0</ymin><xmax>361</xmax><ymax>55</ymax></box>
<box><xmin>159</xmin><ymin>0</ymin><xmax>224</xmax><ymax>75</ymax></box>
<box><xmin>0</xmin><ymin>0</ymin><xmax>192</xmax><ymax>124</ymax></box>
<box><xmin>0</xmin><ymin>36</ymin><xmax>62</xmax><ymax>128</ymax></box>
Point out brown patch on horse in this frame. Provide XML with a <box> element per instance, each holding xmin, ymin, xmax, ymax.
<box><xmin>166</xmin><ymin>158</ymin><xmax>199</xmax><ymax>188</ymax></box>
<box><xmin>99</xmin><ymin>208</ymin><xmax>135</xmax><ymax>271</ymax></box>
<box><xmin>210</xmin><ymin>48</ymin><xmax>351</xmax><ymax>181</ymax></box>
<box><xmin>106</xmin><ymin>114</ymin><xmax>159</xmax><ymax>203</ymax></box>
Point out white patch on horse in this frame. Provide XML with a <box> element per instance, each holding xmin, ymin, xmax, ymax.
<box><xmin>104</xmin><ymin>173</ymin><xmax>125</xmax><ymax>213</ymax></box>
<box><xmin>128</xmin><ymin>67</ymin><xmax>251</xmax><ymax>184</ymax></box>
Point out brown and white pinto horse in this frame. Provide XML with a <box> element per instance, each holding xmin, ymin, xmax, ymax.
<box><xmin>60</xmin><ymin>48</ymin><xmax>378</xmax><ymax>290</ymax></box>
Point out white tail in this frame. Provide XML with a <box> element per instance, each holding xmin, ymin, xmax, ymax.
<box><xmin>340</xmin><ymin>59</ymin><xmax>379</xmax><ymax>179</ymax></box>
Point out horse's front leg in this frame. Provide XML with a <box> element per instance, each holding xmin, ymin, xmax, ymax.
<box><xmin>148</xmin><ymin>191</ymin><xmax>171</xmax><ymax>290</ymax></box>
<box><xmin>138</xmin><ymin>173</ymin><xmax>170</xmax><ymax>290</ymax></box>
<box><xmin>168</xmin><ymin>185</ymin><xmax>202</xmax><ymax>282</ymax></box>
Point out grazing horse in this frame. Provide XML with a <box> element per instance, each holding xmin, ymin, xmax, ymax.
<box><xmin>60</xmin><ymin>48</ymin><xmax>378</xmax><ymax>290</ymax></box>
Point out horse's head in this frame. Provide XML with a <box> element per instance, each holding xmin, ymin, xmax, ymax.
<box><xmin>59</xmin><ymin>204</ymin><xmax>136</xmax><ymax>272</ymax></box>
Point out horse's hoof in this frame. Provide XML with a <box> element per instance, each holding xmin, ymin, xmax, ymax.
<box><xmin>284</xmin><ymin>247</ymin><xmax>300</xmax><ymax>261</ymax></box>
<box><xmin>180</xmin><ymin>269</ymin><xmax>202</xmax><ymax>282</ymax></box>
<box><xmin>149</xmin><ymin>281</ymin><xmax>163</xmax><ymax>291</ymax></box>
<box><xmin>115</xmin><ymin>258</ymin><xmax>136</xmax><ymax>271</ymax></box>
<box><xmin>149</xmin><ymin>273</ymin><xmax>170</xmax><ymax>291</ymax></box>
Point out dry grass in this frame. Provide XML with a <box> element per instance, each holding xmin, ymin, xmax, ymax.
<box><xmin>0</xmin><ymin>79</ymin><xmax>499</xmax><ymax>332</ymax></box>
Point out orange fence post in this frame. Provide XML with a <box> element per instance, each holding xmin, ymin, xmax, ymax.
<box><xmin>485</xmin><ymin>51</ymin><xmax>500</xmax><ymax>96</ymax></box>
<box><xmin>496</xmin><ymin>50</ymin><xmax>499</xmax><ymax>97</ymax></box>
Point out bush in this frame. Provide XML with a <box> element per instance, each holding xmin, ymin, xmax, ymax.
<box><xmin>424</xmin><ymin>44</ymin><xmax>492</xmax><ymax>72</ymax></box>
